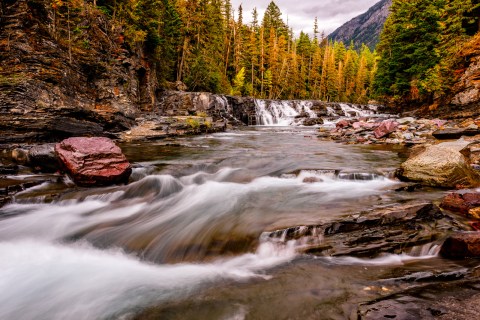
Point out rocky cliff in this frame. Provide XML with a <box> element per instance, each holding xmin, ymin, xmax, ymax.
<box><xmin>425</xmin><ymin>33</ymin><xmax>480</xmax><ymax>119</ymax></box>
<box><xmin>0</xmin><ymin>0</ymin><xmax>156</xmax><ymax>143</ymax></box>
<box><xmin>450</xmin><ymin>34</ymin><xmax>480</xmax><ymax>109</ymax></box>
<box><xmin>328</xmin><ymin>0</ymin><xmax>391</xmax><ymax>50</ymax></box>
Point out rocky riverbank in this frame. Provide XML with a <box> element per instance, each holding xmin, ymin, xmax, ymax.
<box><xmin>320</xmin><ymin>115</ymin><xmax>480</xmax><ymax>145</ymax></box>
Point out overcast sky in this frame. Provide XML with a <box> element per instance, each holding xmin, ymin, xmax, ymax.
<box><xmin>231</xmin><ymin>0</ymin><xmax>380</xmax><ymax>36</ymax></box>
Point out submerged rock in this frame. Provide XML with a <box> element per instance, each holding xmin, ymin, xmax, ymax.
<box><xmin>440</xmin><ymin>232</ymin><xmax>480</xmax><ymax>259</ymax></box>
<box><xmin>263</xmin><ymin>202</ymin><xmax>453</xmax><ymax>258</ymax></box>
<box><xmin>398</xmin><ymin>140</ymin><xmax>480</xmax><ymax>188</ymax></box>
<box><xmin>55</xmin><ymin>137</ymin><xmax>131</xmax><ymax>186</ymax></box>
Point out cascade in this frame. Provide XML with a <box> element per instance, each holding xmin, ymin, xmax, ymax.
<box><xmin>339</xmin><ymin>103</ymin><xmax>376</xmax><ymax>117</ymax></box>
<box><xmin>254</xmin><ymin>99</ymin><xmax>383</xmax><ymax>126</ymax></box>
<box><xmin>254</xmin><ymin>100</ymin><xmax>318</xmax><ymax>126</ymax></box>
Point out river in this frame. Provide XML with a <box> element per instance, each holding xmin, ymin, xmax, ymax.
<box><xmin>0</xmin><ymin>126</ymin><xmax>476</xmax><ymax>319</ymax></box>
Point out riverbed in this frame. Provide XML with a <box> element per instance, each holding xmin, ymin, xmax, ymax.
<box><xmin>0</xmin><ymin>127</ymin><xmax>477</xmax><ymax>319</ymax></box>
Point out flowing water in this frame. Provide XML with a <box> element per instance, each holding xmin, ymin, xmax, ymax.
<box><xmin>0</xmin><ymin>126</ymin><xmax>475</xmax><ymax>320</ymax></box>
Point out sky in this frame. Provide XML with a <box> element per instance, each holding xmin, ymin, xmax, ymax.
<box><xmin>231</xmin><ymin>0</ymin><xmax>380</xmax><ymax>36</ymax></box>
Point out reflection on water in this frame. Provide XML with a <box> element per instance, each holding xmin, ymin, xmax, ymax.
<box><xmin>0</xmin><ymin>127</ymin><xmax>470</xmax><ymax>319</ymax></box>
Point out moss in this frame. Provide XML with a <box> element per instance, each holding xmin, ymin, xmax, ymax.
<box><xmin>0</xmin><ymin>73</ymin><xmax>25</xmax><ymax>87</ymax></box>
<box><xmin>185</xmin><ymin>117</ymin><xmax>200</xmax><ymax>130</ymax></box>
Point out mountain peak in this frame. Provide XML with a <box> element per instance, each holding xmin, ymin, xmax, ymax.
<box><xmin>329</xmin><ymin>0</ymin><xmax>392</xmax><ymax>50</ymax></box>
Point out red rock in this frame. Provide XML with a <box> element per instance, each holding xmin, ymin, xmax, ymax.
<box><xmin>336</xmin><ymin>120</ymin><xmax>350</xmax><ymax>128</ymax></box>
<box><xmin>440</xmin><ymin>232</ymin><xmax>480</xmax><ymax>259</ymax></box>
<box><xmin>353</xmin><ymin>122</ymin><xmax>376</xmax><ymax>130</ymax></box>
<box><xmin>373</xmin><ymin>120</ymin><xmax>398</xmax><ymax>139</ymax></box>
<box><xmin>55</xmin><ymin>137</ymin><xmax>131</xmax><ymax>186</ymax></box>
<box><xmin>440</xmin><ymin>192</ymin><xmax>480</xmax><ymax>215</ymax></box>
<box><xmin>470</xmin><ymin>221</ymin><xmax>480</xmax><ymax>230</ymax></box>
<box><xmin>432</xmin><ymin>119</ymin><xmax>448</xmax><ymax>127</ymax></box>
<box><xmin>352</xmin><ymin>122</ymin><xmax>363</xmax><ymax>129</ymax></box>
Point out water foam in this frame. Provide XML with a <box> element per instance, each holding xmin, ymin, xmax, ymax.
<box><xmin>0</xmin><ymin>239</ymin><xmax>294</xmax><ymax>320</ymax></box>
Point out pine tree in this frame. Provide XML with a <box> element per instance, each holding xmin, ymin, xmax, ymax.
<box><xmin>375</xmin><ymin>0</ymin><xmax>442</xmax><ymax>101</ymax></box>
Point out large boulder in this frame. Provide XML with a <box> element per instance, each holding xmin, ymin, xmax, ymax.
<box><xmin>398</xmin><ymin>140</ymin><xmax>480</xmax><ymax>188</ymax></box>
<box><xmin>55</xmin><ymin>137</ymin><xmax>131</xmax><ymax>186</ymax></box>
<box><xmin>440</xmin><ymin>232</ymin><xmax>480</xmax><ymax>259</ymax></box>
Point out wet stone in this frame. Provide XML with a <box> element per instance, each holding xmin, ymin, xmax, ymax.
<box><xmin>264</xmin><ymin>203</ymin><xmax>454</xmax><ymax>258</ymax></box>
<box><xmin>440</xmin><ymin>232</ymin><xmax>480</xmax><ymax>259</ymax></box>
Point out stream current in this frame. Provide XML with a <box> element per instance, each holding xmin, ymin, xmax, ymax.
<box><xmin>0</xmin><ymin>126</ymin><xmax>476</xmax><ymax>319</ymax></box>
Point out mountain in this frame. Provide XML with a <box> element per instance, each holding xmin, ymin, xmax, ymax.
<box><xmin>329</xmin><ymin>0</ymin><xmax>392</xmax><ymax>50</ymax></box>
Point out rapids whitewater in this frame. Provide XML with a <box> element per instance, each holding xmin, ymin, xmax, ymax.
<box><xmin>0</xmin><ymin>125</ymin><xmax>476</xmax><ymax>319</ymax></box>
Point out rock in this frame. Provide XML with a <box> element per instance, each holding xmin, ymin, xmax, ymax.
<box><xmin>358</xmin><ymin>300</ymin><xmax>435</xmax><ymax>320</ymax></box>
<box><xmin>440</xmin><ymin>232</ymin><xmax>480</xmax><ymax>259</ymax></box>
<box><xmin>302</xmin><ymin>118</ymin><xmax>324</xmax><ymax>126</ymax></box>
<box><xmin>11</xmin><ymin>148</ymin><xmax>29</xmax><ymax>164</ymax></box>
<box><xmin>398</xmin><ymin>140</ymin><xmax>480</xmax><ymax>188</ymax></box>
<box><xmin>0</xmin><ymin>0</ymin><xmax>140</xmax><ymax>144</ymax></box>
<box><xmin>302</xmin><ymin>177</ymin><xmax>323</xmax><ymax>183</ymax></box>
<box><xmin>55</xmin><ymin>137</ymin><xmax>131</xmax><ymax>186</ymax></box>
<box><xmin>469</xmin><ymin>207</ymin><xmax>480</xmax><ymax>219</ymax></box>
<box><xmin>432</xmin><ymin>119</ymin><xmax>448</xmax><ymax>127</ymax></box>
<box><xmin>0</xmin><ymin>164</ymin><xmax>19</xmax><ymax>175</ymax></box>
<box><xmin>440</xmin><ymin>192</ymin><xmax>480</xmax><ymax>216</ymax></box>
<box><xmin>336</xmin><ymin>119</ymin><xmax>350</xmax><ymax>128</ymax></box>
<box><xmin>433</xmin><ymin>128</ymin><xmax>480</xmax><ymax>140</ymax></box>
<box><xmin>397</xmin><ymin>117</ymin><xmax>416</xmax><ymax>124</ymax></box>
<box><xmin>265</xmin><ymin>202</ymin><xmax>449</xmax><ymax>258</ymax></box>
<box><xmin>51</xmin><ymin>117</ymin><xmax>104</xmax><ymax>137</ymax></box>
<box><xmin>28</xmin><ymin>144</ymin><xmax>59</xmax><ymax>173</ymax></box>
<box><xmin>317</xmin><ymin>132</ymin><xmax>330</xmax><ymax>138</ymax></box>
<box><xmin>374</xmin><ymin>120</ymin><xmax>398</xmax><ymax>139</ymax></box>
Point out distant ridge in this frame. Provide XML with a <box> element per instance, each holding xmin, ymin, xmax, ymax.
<box><xmin>328</xmin><ymin>0</ymin><xmax>392</xmax><ymax>50</ymax></box>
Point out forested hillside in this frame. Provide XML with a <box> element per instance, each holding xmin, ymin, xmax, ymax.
<box><xmin>9</xmin><ymin>0</ymin><xmax>374</xmax><ymax>103</ymax></box>
<box><xmin>1</xmin><ymin>0</ymin><xmax>479</xmax><ymax>111</ymax></box>
<box><xmin>374</xmin><ymin>0</ymin><xmax>480</xmax><ymax>107</ymax></box>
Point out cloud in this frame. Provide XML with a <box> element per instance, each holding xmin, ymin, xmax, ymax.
<box><xmin>231</xmin><ymin>0</ymin><xmax>380</xmax><ymax>35</ymax></box>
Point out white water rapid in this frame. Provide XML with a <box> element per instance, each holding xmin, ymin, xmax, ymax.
<box><xmin>254</xmin><ymin>100</ymin><xmax>384</xmax><ymax>126</ymax></box>
<box><xmin>0</xmin><ymin>128</ymin><xmax>463</xmax><ymax>319</ymax></box>
<box><xmin>254</xmin><ymin>100</ymin><xmax>317</xmax><ymax>126</ymax></box>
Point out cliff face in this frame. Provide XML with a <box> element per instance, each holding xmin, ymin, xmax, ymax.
<box><xmin>328</xmin><ymin>0</ymin><xmax>392</xmax><ymax>50</ymax></box>
<box><xmin>450</xmin><ymin>34</ymin><xmax>480</xmax><ymax>108</ymax></box>
<box><xmin>0</xmin><ymin>0</ymin><xmax>157</xmax><ymax>143</ymax></box>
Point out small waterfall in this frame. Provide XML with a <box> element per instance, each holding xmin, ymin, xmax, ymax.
<box><xmin>255</xmin><ymin>100</ymin><xmax>299</xmax><ymax>126</ymax></box>
<box><xmin>339</xmin><ymin>103</ymin><xmax>376</xmax><ymax>117</ymax></box>
<box><xmin>326</xmin><ymin>106</ymin><xmax>339</xmax><ymax>117</ymax></box>
<box><xmin>211</xmin><ymin>94</ymin><xmax>229</xmax><ymax>111</ymax></box>
<box><xmin>254</xmin><ymin>100</ymin><xmax>318</xmax><ymax>126</ymax></box>
<box><xmin>300</xmin><ymin>101</ymin><xmax>317</xmax><ymax>118</ymax></box>
<box><xmin>260</xmin><ymin>225</ymin><xmax>324</xmax><ymax>251</ymax></box>
<box><xmin>407</xmin><ymin>242</ymin><xmax>441</xmax><ymax>257</ymax></box>
<box><xmin>253</xmin><ymin>99</ymin><xmax>385</xmax><ymax>126</ymax></box>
